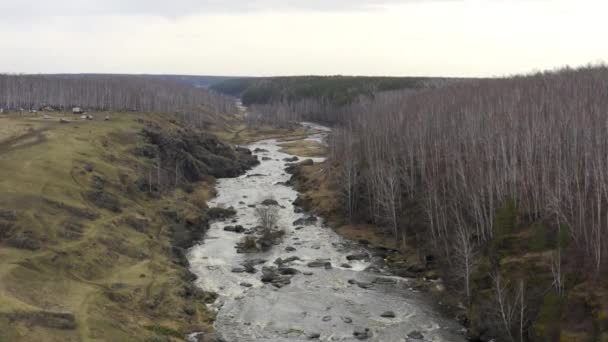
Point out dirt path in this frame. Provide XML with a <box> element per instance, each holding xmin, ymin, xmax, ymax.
<box><xmin>0</xmin><ymin>124</ymin><xmax>55</xmax><ymax>156</ymax></box>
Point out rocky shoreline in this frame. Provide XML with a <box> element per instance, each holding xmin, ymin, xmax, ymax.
<box><xmin>187</xmin><ymin>127</ymin><xmax>466</xmax><ymax>341</ymax></box>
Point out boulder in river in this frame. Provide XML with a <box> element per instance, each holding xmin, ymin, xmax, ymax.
<box><xmin>373</xmin><ymin>277</ymin><xmax>397</xmax><ymax>285</ymax></box>
<box><xmin>346</xmin><ymin>253</ymin><xmax>370</xmax><ymax>261</ymax></box>
<box><xmin>341</xmin><ymin>316</ymin><xmax>353</xmax><ymax>324</ymax></box>
<box><xmin>348</xmin><ymin>279</ymin><xmax>374</xmax><ymax>289</ymax></box>
<box><xmin>408</xmin><ymin>331</ymin><xmax>424</xmax><ymax>340</ymax></box>
<box><xmin>275</xmin><ymin>256</ymin><xmax>300</xmax><ymax>266</ymax></box>
<box><xmin>224</xmin><ymin>225</ymin><xmax>246</xmax><ymax>233</ymax></box>
<box><xmin>272</xmin><ymin>277</ymin><xmax>291</xmax><ymax>288</ymax></box>
<box><xmin>293</xmin><ymin>216</ymin><xmax>318</xmax><ymax>226</ymax></box>
<box><xmin>243</xmin><ymin>264</ymin><xmax>257</xmax><ymax>274</ymax></box>
<box><xmin>283</xmin><ymin>156</ymin><xmax>299</xmax><ymax>162</ymax></box>
<box><xmin>261</xmin><ymin>267</ymin><xmax>279</xmax><ymax>283</ymax></box>
<box><xmin>231</xmin><ymin>267</ymin><xmax>247</xmax><ymax>273</ymax></box>
<box><xmin>381</xmin><ymin>311</ymin><xmax>396</xmax><ymax>318</ymax></box>
<box><xmin>363</xmin><ymin>266</ymin><xmax>382</xmax><ymax>274</ymax></box>
<box><xmin>307</xmin><ymin>332</ymin><xmax>321</xmax><ymax>339</ymax></box>
<box><xmin>278</xmin><ymin>267</ymin><xmax>300</xmax><ymax>276</ymax></box>
<box><xmin>285</xmin><ymin>246</ymin><xmax>296</xmax><ymax>252</ymax></box>
<box><xmin>243</xmin><ymin>258</ymin><xmax>267</xmax><ymax>266</ymax></box>
<box><xmin>261</xmin><ymin>199</ymin><xmax>279</xmax><ymax>206</ymax></box>
<box><xmin>261</xmin><ymin>266</ymin><xmax>292</xmax><ymax>287</ymax></box>
<box><xmin>307</xmin><ymin>260</ymin><xmax>331</xmax><ymax>268</ymax></box>
<box><xmin>283</xmin><ymin>256</ymin><xmax>301</xmax><ymax>263</ymax></box>
<box><xmin>353</xmin><ymin>327</ymin><xmax>372</xmax><ymax>340</ymax></box>
<box><xmin>208</xmin><ymin>207</ymin><xmax>237</xmax><ymax>220</ymax></box>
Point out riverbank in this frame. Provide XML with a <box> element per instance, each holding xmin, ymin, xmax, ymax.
<box><xmin>286</xmin><ymin>155</ymin><xmax>455</xmax><ymax>294</ymax></box>
<box><xmin>287</xmin><ymin>144</ymin><xmax>608</xmax><ymax>342</ymax></box>
<box><xmin>0</xmin><ymin>112</ymin><xmax>259</xmax><ymax>341</ymax></box>
<box><xmin>187</xmin><ymin>123</ymin><xmax>465</xmax><ymax>341</ymax></box>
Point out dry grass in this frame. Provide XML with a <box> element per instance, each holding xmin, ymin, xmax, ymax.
<box><xmin>207</xmin><ymin>116</ymin><xmax>322</xmax><ymax>145</ymax></box>
<box><xmin>0</xmin><ymin>113</ymin><xmax>216</xmax><ymax>342</ymax></box>
<box><xmin>0</xmin><ymin>117</ymin><xmax>46</xmax><ymax>143</ymax></box>
<box><xmin>278</xmin><ymin>139</ymin><xmax>327</xmax><ymax>158</ymax></box>
<box><xmin>335</xmin><ymin>224</ymin><xmax>399</xmax><ymax>250</ymax></box>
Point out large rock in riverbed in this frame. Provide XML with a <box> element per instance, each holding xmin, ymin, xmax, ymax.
<box><xmin>380</xmin><ymin>311</ymin><xmax>396</xmax><ymax>318</ymax></box>
<box><xmin>346</xmin><ymin>253</ymin><xmax>370</xmax><ymax>261</ymax></box>
<box><xmin>307</xmin><ymin>260</ymin><xmax>332</xmax><ymax>268</ymax></box>
<box><xmin>283</xmin><ymin>156</ymin><xmax>299</xmax><ymax>162</ymax></box>
<box><xmin>261</xmin><ymin>199</ymin><xmax>279</xmax><ymax>206</ymax></box>
<box><xmin>141</xmin><ymin>126</ymin><xmax>259</xmax><ymax>181</ymax></box>
<box><xmin>208</xmin><ymin>207</ymin><xmax>237</xmax><ymax>220</ymax></box>
<box><xmin>224</xmin><ymin>225</ymin><xmax>246</xmax><ymax>233</ymax></box>
<box><xmin>408</xmin><ymin>331</ymin><xmax>424</xmax><ymax>340</ymax></box>
<box><xmin>293</xmin><ymin>216</ymin><xmax>317</xmax><ymax>226</ymax></box>
<box><xmin>353</xmin><ymin>327</ymin><xmax>372</xmax><ymax>340</ymax></box>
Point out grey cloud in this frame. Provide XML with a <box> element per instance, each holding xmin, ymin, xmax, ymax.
<box><xmin>0</xmin><ymin>0</ymin><xmax>421</xmax><ymax>18</ymax></box>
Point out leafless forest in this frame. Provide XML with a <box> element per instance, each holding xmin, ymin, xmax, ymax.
<box><xmin>0</xmin><ymin>74</ymin><xmax>237</xmax><ymax>119</ymax></box>
<box><xmin>257</xmin><ymin>66</ymin><xmax>608</xmax><ymax>274</ymax></box>
<box><xmin>252</xmin><ymin>66</ymin><xmax>608</xmax><ymax>339</ymax></box>
<box><xmin>332</xmin><ymin>66</ymin><xmax>608</xmax><ymax>272</ymax></box>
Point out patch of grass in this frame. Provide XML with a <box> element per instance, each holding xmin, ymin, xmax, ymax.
<box><xmin>278</xmin><ymin>139</ymin><xmax>327</xmax><ymax>158</ymax></box>
<box><xmin>529</xmin><ymin>223</ymin><xmax>549</xmax><ymax>252</ymax></box>
<box><xmin>208</xmin><ymin>118</ymin><xmax>320</xmax><ymax>145</ymax></box>
<box><xmin>534</xmin><ymin>291</ymin><xmax>562</xmax><ymax>341</ymax></box>
<box><xmin>0</xmin><ymin>113</ymin><xmax>218</xmax><ymax>341</ymax></box>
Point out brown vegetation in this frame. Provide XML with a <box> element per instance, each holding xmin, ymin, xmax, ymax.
<box><xmin>269</xmin><ymin>65</ymin><xmax>608</xmax><ymax>341</ymax></box>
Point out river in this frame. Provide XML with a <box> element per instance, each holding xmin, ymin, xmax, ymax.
<box><xmin>187</xmin><ymin>123</ymin><xmax>465</xmax><ymax>342</ymax></box>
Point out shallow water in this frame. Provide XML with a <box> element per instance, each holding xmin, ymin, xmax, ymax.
<box><xmin>188</xmin><ymin>123</ymin><xmax>465</xmax><ymax>342</ymax></box>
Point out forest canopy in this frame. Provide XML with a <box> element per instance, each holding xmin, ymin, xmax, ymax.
<box><xmin>211</xmin><ymin>76</ymin><xmax>449</xmax><ymax>106</ymax></box>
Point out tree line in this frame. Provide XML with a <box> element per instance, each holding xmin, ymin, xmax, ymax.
<box><xmin>0</xmin><ymin>74</ymin><xmax>237</xmax><ymax>122</ymax></box>
<box><xmin>212</xmin><ymin>75</ymin><xmax>448</xmax><ymax>107</ymax></box>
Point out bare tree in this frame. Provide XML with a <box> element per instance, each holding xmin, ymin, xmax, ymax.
<box><xmin>255</xmin><ymin>205</ymin><xmax>280</xmax><ymax>234</ymax></box>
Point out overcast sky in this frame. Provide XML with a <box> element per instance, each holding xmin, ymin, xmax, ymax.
<box><xmin>0</xmin><ymin>0</ymin><xmax>606</xmax><ymax>77</ymax></box>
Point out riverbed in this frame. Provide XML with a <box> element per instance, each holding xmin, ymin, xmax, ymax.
<box><xmin>188</xmin><ymin>123</ymin><xmax>465</xmax><ymax>342</ymax></box>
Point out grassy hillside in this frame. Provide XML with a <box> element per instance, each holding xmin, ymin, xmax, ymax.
<box><xmin>0</xmin><ymin>112</ymin><xmax>243</xmax><ymax>341</ymax></box>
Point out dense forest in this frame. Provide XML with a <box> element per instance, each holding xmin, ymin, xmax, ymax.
<box><xmin>211</xmin><ymin>76</ymin><xmax>450</xmax><ymax>107</ymax></box>
<box><xmin>0</xmin><ymin>74</ymin><xmax>237</xmax><ymax>121</ymax></box>
<box><xmin>253</xmin><ymin>66</ymin><xmax>608</xmax><ymax>341</ymax></box>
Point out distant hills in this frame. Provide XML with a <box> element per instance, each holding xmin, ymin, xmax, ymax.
<box><xmin>210</xmin><ymin>76</ymin><xmax>461</xmax><ymax>106</ymax></box>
